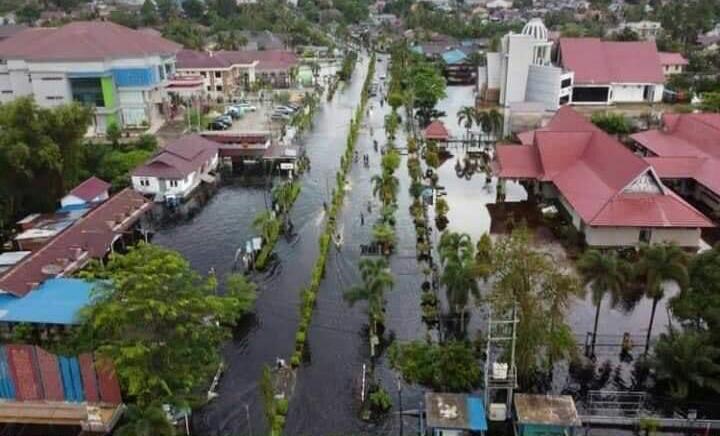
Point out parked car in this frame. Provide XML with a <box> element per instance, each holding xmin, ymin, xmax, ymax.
<box><xmin>274</xmin><ymin>105</ymin><xmax>297</xmax><ymax>114</ymax></box>
<box><xmin>208</xmin><ymin>120</ymin><xmax>229</xmax><ymax>130</ymax></box>
<box><xmin>216</xmin><ymin>115</ymin><xmax>233</xmax><ymax>125</ymax></box>
<box><xmin>233</xmin><ymin>103</ymin><xmax>257</xmax><ymax>112</ymax></box>
<box><xmin>225</xmin><ymin>106</ymin><xmax>242</xmax><ymax>119</ymax></box>
<box><xmin>271</xmin><ymin>112</ymin><xmax>291</xmax><ymax>121</ymax></box>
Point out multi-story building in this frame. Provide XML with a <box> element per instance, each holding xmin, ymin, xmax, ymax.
<box><xmin>0</xmin><ymin>21</ymin><xmax>181</xmax><ymax>133</ymax></box>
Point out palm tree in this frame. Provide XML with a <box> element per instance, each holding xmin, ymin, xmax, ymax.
<box><xmin>344</xmin><ymin>258</ymin><xmax>394</xmax><ymax>350</ymax></box>
<box><xmin>372</xmin><ymin>222</ymin><xmax>396</xmax><ymax>254</ymax></box>
<box><xmin>475</xmin><ymin>109</ymin><xmax>504</xmax><ymax>142</ymax></box>
<box><xmin>577</xmin><ymin>250</ymin><xmax>630</xmax><ymax>357</ymax></box>
<box><xmin>457</xmin><ymin>106</ymin><xmax>475</xmax><ymax>141</ymax></box>
<box><xmin>115</xmin><ymin>404</ymin><xmax>175</xmax><ymax>436</ymax></box>
<box><xmin>653</xmin><ymin>329</ymin><xmax>720</xmax><ymax>399</ymax></box>
<box><xmin>438</xmin><ymin>232</ymin><xmax>479</xmax><ymax>335</ymax></box>
<box><xmin>252</xmin><ymin>210</ymin><xmax>279</xmax><ymax>243</ymax></box>
<box><xmin>371</xmin><ymin>173</ymin><xmax>399</xmax><ymax>206</ymax></box>
<box><xmin>635</xmin><ymin>243</ymin><xmax>689</xmax><ymax>354</ymax></box>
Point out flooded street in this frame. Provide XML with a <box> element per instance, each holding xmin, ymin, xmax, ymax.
<box><xmin>154</xmin><ymin>56</ymin><xmax>370</xmax><ymax>435</ymax></box>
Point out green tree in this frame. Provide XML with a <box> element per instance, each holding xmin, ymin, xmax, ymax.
<box><xmin>344</xmin><ymin>258</ymin><xmax>394</xmax><ymax>347</ymax></box>
<box><xmin>162</xmin><ymin>19</ymin><xmax>206</xmax><ymax>50</ymax></box>
<box><xmin>115</xmin><ymin>404</ymin><xmax>175</xmax><ymax>436</ymax></box>
<box><xmin>182</xmin><ymin>0</ymin><xmax>205</xmax><ymax>20</ymax></box>
<box><xmin>438</xmin><ymin>232</ymin><xmax>479</xmax><ymax>335</ymax></box>
<box><xmin>380</xmin><ymin>149</ymin><xmax>400</xmax><ymax>174</ymax></box>
<box><xmin>75</xmin><ymin>244</ymin><xmax>255</xmax><ymax>407</ymax></box>
<box><xmin>372</xmin><ymin>222</ymin><xmax>396</xmax><ymax>254</ymax></box>
<box><xmin>106</xmin><ymin>122</ymin><xmax>121</xmax><ymax>148</ymax></box>
<box><xmin>672</xmin><ymin>244</ymin><xmax>720</xmax><ymax>333</ymax></box>
<box><xmin>253</xmin><ymin>210</ymin><xmax>281</xmax><ymax>244</ymax></box>
<box><xmin>371</xmin><ymin>172</ymin><xmax>399</xmax><ymax>206</ymax></box>
<box><xmin>155</xmin><ymin>0</ymin><xmax>178</xmax><ymax>21</ymax></box>
<box><xmin>591</xmin><ymin>112</ymin><xmax>633</xmax><ymax>135</ymax></box>
<box><xmin>577</xmin><ymin>250</ymin><xmax>630</xmax><ymax>357</ymax></box>
<box><xmin>408</xmin><ymin>62</ymin><xmax>447</xmax><ymax>126</ymax></box>
<box><xmin>652</xmin><ymin>330</ymin><xmax>720</xmax><ymax>399</ymax></box>
<box><xmin>389</xmin><ymin>341</ymin><xmax>481</xmax><ymax>392</ymax></box>
<box><xmin>635</xmin><ymin>243</ymin><xmax>689</xmax><ymax>354</ymax></box>
<box><xmin>457</xmin><ymin>105</ymin><xmax>475</xmax><ymax>141</ymax></box>
<box><xmin>384</xmin><ymin>111</ymin><xmax>401</xmax><ymax>140</ymax></box>
<box><xmin>141</xmin><ymin>0</ymin><xmax>159</xmax><ymax>26</ymax></box>
<box><xmin>16</xmin><ymin>4</ymin><xmax>40</xmax><ymax>24</ymax></box>
<box><xmin>475</xmin><ymin>109</ymin><xmax>503</xmax><ymax>141</ymax></box>
<box><xmin>701</xmin><ymin>92</ymin><xmax>720</xmax><ymax>113</ymax></box>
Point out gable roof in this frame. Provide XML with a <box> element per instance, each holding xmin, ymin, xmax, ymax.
<box><xmin>0</xmin><ymin>21</ymin><xmax>180</xmax><ymax>61</ymax></box>
<box><xmin>66</xmin><ymin>177</ymin><xmax>110</xmax><ymax>202</ymax></box>
<box><xmin>175</xmin><ymin>49</ymin><xmax>297</xmax><ymax>71</ymax></box>
<box><xmin>424</xmin><ymin>120</ymin><xmax>450</xmax><ymax>140</ymax></box>
<box><xmin>631</xmin><ymin>113</ymin><xmax>720</xmax><ymax>199</ymax></box>
<box><xmin>658</xmin><ymin>51</ymin><xmax>688</xmax><ymax>66</ymax></box>
<box><xmin>559</xmin><ymin>38</ymin><xmax>664</xmax><ymax>84</ymax></box>
<box><xmin>495</xmin><ymin>107</ymin><xmax>712</xmax><ymax>229</ymax></box>
<box><xmin>133</xmin><ymin>134</ymin><xmax>218</xmax><ymax>179</ymax></box>
<box><xmin>0</xmin><ymin>189</ymin><xmax>151</xmax><ymax>297</ymax></box>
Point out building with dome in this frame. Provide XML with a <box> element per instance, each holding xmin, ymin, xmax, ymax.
<box><xmin>480</xmin><ymin>18</ymin><xmax>667</xmax><ymax>108</ymax></box>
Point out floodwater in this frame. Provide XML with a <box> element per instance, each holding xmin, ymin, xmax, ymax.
<box><xmin>153</xmin><ymin>62</ymin><xmax>685</xmax><ymax>435</ymax></box>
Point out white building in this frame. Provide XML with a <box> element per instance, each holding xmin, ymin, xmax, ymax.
<box><xmin>131</xmin><ymin>135</ymin><xmax>219</xmax><ymax>202</ymax></box>
<box><xmin>482</xmin><ymin>19</ymin><xmax>573</xmax><ymax>110</ymax></box>
<box><xmin>0</xmin><ymin>21</ymin><xmax>181</xmax><ymax>133</ymax></box>
<box><xmin>621</xmin><ymin>21</ymin><xmax>662</xmax><ymax>40</ymax></box>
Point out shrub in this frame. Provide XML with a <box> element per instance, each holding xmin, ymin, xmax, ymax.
<box><xmin>276</xmin><ymin>398</ymin><xmax>289</xmax><ymax>416</ymax></box>
<box><xmin>369</xmin><ymin>387</ymin><xmax>392</xmax><ymax>414</ymax></box>
<box><xmin>290</xmin><ymin>352</ymin><xmax>301</xmax><ymax>368</ymax></box>
<box><xmin>295</xmin><ymin>331</ymin><xmax>306</xmax><ymax>345</ymax></box>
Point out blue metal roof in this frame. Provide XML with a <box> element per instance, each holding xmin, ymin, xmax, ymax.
<box><xmin>467</xmin><ymin>395</ymin><xmax>488</xmax><ymax>431</ymax></box>
<box><xmin>0</xmin><ymin>278</ymin><xmax>93</xmax><ymax>325</ymax></box>
<box><xmin>442</xmin><ymin>49</ymin><xmax>468</xmax><ymax>65</ymax></box>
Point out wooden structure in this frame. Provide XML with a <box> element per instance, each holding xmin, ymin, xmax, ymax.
<box><xmin>423</xmin><ymin>121</ymin><xmax>450</xmax><ymax>143</ymax></box>
<box><xmin>514</xmin><ymin>394</ymin><xmax>581</xmax><ymax>436</ymax></box>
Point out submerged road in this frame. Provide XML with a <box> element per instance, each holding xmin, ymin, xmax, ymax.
<box><xmin>154</xmin><ymin>56</ymin><xmax>370</xmax><ymax>435</ymax></box>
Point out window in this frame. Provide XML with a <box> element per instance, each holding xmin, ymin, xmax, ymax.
<box><xmin>139</xmin><ymin>178</ymin><xmax>150</xmax><ymax>187</ymax></box>
<box><xmin>561</xmin><ymin>78</ymin><xmax>572</xmax><ymax>88</ymax></box>
<box><xmin>2</xmin><ymin>90</ymin><xmax>12</xmax><ymax>94</ymax></box>
<box><xmin>46</xmin><ymin>96</ymin><xmax>63</xmax><ymax>100</ymax></box>
<box><xmin>169</xmin><ymin>180</ymin><xmax>179</xmax><ymax>187</ymax></box>
<box><xmin>70</xmin><ymin>77</ymin><xmax>105</xmax><ymax>107</ymax></box>
<box><xmin>216</xmin><ymin>85</ymin><xmax>223</xmax><ymax>91</ymax></box>
<box><xmin>639</xmin><ymin>229</ymin><xmax>652</xmax><ymax>243</ymax></box>
<box><xmin>200</xmin><ymin>71</ymin><xmax>207</xmax><ymax>78</ymax></box>
<box><xmin>41</xmin><ymin>77</ymin><xmax>62</xmax><ymax>81</ymax></box>
<box><xmin>214</xmin><ymin>71</ymin><xmax>221</xmax><ymax>78</ymax></box>
<box><xmin>158</xmin><ymin>65</ymin><xmax>166</xmax><ymax>80</ymax></box>
<box><xmin>206</xmin><ymin>85</ymin><xmax>211</xmax><ymax>91</ymax></box>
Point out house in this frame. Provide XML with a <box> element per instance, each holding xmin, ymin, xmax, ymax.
<box><xmin>557</xmin><ymin>38</ymin><xmax>665</xmax><ymax>104</ymax></box>
<box><xmin>658</xmin><ymin>52</ymin><xmax>688</xmax><ymax>76</ymax></box>
<box><xmin>481</xmin><ymin>19</ymin><xmax>573</xmax><ymax>110</ymax></box>
<box><xmin>441</xmin><ymin>49</ymin><xmax>476</xmax><ymax>85</ymax></box>
<box><xmin>0</xmin><ymin>189</ymin><xmax>151</xmax><ymax>296</ymax></box>
<box><xmin>631</xmin><ymin>113</ymin><xmax>720</xmax><ymax>217</ymax></box>
<box><xmin>60</xmin><ymin>176</ymin><xmax>111</xmax><ymax>209</ymax></box>
<box><xmin>132</xmin><ymin>134</ymin><xmax>219</xmax><ymax>202</ymax></box>
<box><xmin>175</xmin><ymin>49</ymin><xmax>298</xmax><ymax>100</ymax></box>
<box><xmin>424</xmin><ymin>392</ymin><xmax>488</xmax><ymax>436</ymax></box>
<box><xmin>0</xmin><ymin>21</ymin><xmax>181</xmax><ymax>133</ymax></box>
<box><xmin>514</xmin><ymin>394</ymin><xmax>581</xmax><ymax>436</ymax></box>
<box><xmin>494</xmin><ymin>107</ymin><xmax>713</xmax><ymax>248</ymax></box>
<box><xmin>620</xmin><ymin>20</ymin><xmax>662</xmax><ymax>40</ymax></box>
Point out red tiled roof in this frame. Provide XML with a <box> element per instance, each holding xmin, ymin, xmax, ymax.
<box><xmin>176</xmin><ymin>49</ymin><xmax>297</xmax><ymax>71</ymax></box>
<box><xmin>66</xmin><ymin>177</ymin><xmax>110</xmax><ymax>202</ymax></box>
<box><xmin>495</xmin><ymin>107</ymin><xmax>713</xmax><ymax>229</ymax></box>
<box><xmin>0</xmin><ymin>189</ymin><xmax>151</xmax><ymax>297</ymax></box>
<box><xmin>0</xmin><ymin>21</ymin><xmax>180</xmax><ymax>61</ymax></box>
<box><xmin>424</xmin><ymin>120</ymin><xmax>450</xmax><ymax>140</ymax></box>
<box><xmin>559</xmin><ymin>38</ymin><xmax>664</xmax><ymax>84</ymax></box>
<box><xmin>658</xmin><ymin>51</ymin><xmax>688</xmax><ymax>66</ymax></box>
<box><xmin>133</xmin><ymin>134</ymin><xmax>218</xmax><ymax>179</ymax></box>
<box><xmin>631</xmin><ymin>113</ymin><xmax>720</xmax><ymax>199</ymax></box>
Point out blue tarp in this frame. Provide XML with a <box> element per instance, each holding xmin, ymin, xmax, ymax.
<box><xmin>467</xmin><ymin>395</ymin><xmax>488</xmax><ymax>431</ymax></box>
<box><xmin>0</xmin><ymin>278</ymin><xmax>93</xmax><ymax>325</ymax></box>
<box><xmin>442</xmin><ymin>49</ymin><xmax>468</xmax><ymax>65</ymax></box>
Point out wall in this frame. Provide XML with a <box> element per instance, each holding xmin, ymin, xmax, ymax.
<box><xmin>650</xmin><ymin>228</ymin><xmax>701</xmax><ymax>248</ymax></box>
<box><xmin>501</xmin><ymin>35</ymin><xmax>535</xmax><ymax>106</ymax></box>
<box><xmin>611</xmin><ymin>84</ymin><xmax>645</xmax><ymax>102</ymax></box>
<box><xmin>31</xmin><ymin>73</ymin><xmax>71</xmax><ymax>107</ymax></box>
<box><xmin>525</xmin><ymin>64</ymin><xmax>562</xmax><ymax>110</ymax></box>
<box><xmin>585</xmin><ymin>226</ymin><xmax>641</xmax><ymax>246</ymax></box>
<box><xmin>486</xmin><ymin>52</ymin><xmax>501</xmax><ymax>89</ymax></box>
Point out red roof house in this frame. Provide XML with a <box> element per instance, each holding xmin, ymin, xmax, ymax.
<box><xmin>495</xmin><ymin>107</ymin><xmax>712</xmax><ymax>248</ymax></box>
<box><xmin>631</xmin><ymin>113</ymin><xmax>720</xmax><ymax>217</ymax></box>
<box><xmin>61</xmin><ymin>177</ymin><xmax>111</xmax><ymax>208</ymax></box>
<box><xmin>424</xmin><ymin>120</ymin><xmax>450</xmax><ymax>142</ymax></box>
<box><xmin>658</xmin><ymin>52</ymin><xmax>689</xmax><ymax>76</ymax></box>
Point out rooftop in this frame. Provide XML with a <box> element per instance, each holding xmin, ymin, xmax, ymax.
<box><xmin>133</xmin><ymin>134</ymin><xmax>218</xmax><ymax>179</ymax></box>
<box><xmin>514</xmin><ymin>394</ymin><xmax>582</xmax><ymax>427</ymax></box>
<box><xmin>658</xmin><ymin>51</ymin><xmax>688</xmax><ymax>66</ymax></box>
<box><xmin>65</xmin><ymin>176</ymin><xmax>111</xmax><ymax>202</ymax></box>
<box><xmin>0</xmin><ymin>21</ymin><xmax>180</xmax><ymax>61</ymax></box>
<box><xmin>559</xmin><ymin>38</ymin><xmax>664</xmax><ymax>84</ymax></box>
<box><xmin>424</xmin><ymin>120</ymin><xmax>450</xmax><ymax>141</ymax></box>
<box><xmin>0</xmin><ymin>278</ymin><xmax>92</xmax><ymax>325</ymax></box>
<box><xmin>425</xmin><ymin>393</ymin><xmax>487</xmax><ymax>431</ymax></box>
<box><xmin>176</xmin><ymin>49</ymin><xmax>298</xmax><ymax>71</ymax></box>
<box><xmin>495</xmin><ymin>107</ymin><xmax>713</xmax><ymax>229</ymax></box>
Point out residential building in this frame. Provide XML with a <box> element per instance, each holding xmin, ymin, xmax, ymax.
<box><xmin>557</xmin><ymin>38</ymin><xmax>664</xmax><ymax>104</ymax></box>
<box><xmin>175</xmin><ymin>49</ymin><xmax>298</xmax><ymax>100</ymax></box>
<box><xmin>495</xmin><ymin>107</ymin><xmax>713</xmax><ymax>248</ymax></box>
<box><xmin>482</xmin><ymin>19</ymin><xmax>573</xmax><ymax>110</ymax></box>
<box><xmin>132</xmin><ymin>134</ymin><xmax>219</xmax><ymax>202</ymax></box>
<box><xmin>0</xmin><ymin>21</ymin><xmax>181</xmax><ymax>133</ymax></box>
<box><xmin>658</xmin><ymin>52</ymin><xmax>688</xmax><ymax>76</ymax></box>
<box><xmin>60</xmin><ymin>176</ymin><xmax>110</xmax><ymax>208</ymax></box>
<box><xmin>631</xmin><ymin>113</ymin><xmax>720</xmax><ymax>218</ymax></box>
<box><xmin>0</xmin><ymin>188</ymin><xmax>151</xmax><ymax>295</ymax></box>
<box><xmin>620</xmin><ymin>20</ymin><xmax>662</xmax><ymax>40</ymax></box>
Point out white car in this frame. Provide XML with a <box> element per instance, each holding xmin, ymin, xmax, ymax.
<box><xmin>234</xmin><ymin>103</ymin><xmax>257</xmax><ymax>112</ymax></box>
<box><xmin>275</xmin><ymin>105</ymin><xmax>297</xmax><ymax>114</ymax></box>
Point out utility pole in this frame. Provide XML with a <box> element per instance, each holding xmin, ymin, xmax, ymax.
<box><xmin>245</xmin><ymin>403</ymin><xmax>252</xmax><ymax>436</ymax></box>
<box><xmin>397</xmin><ymin>375</ymin><xmax>404</xmax><ymax>436</ymax></box>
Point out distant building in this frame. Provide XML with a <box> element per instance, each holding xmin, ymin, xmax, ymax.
<box><xmin>495</xmin><ymin>107</ymin><xmax>713</xmax><ymax>248</ymax></box>
<box><xmin>621</xmin><ymin>20</ymin><xmax>662</xmax><ymax>40</ymax></box>
<box><xmin>658</xmin><ymin>52</ymin><xmax>688</xmax><ymax>76</ymax></box>
<box><xmin>132</xmin><ymin>134</ymin><xmax>219</xmax><ymax>202</ymax></box>
<box><xmin>514</xmin><ymin>394</ymin><xmax>582</xmax><ymax>436</ymax></box>
<box><xmin>632</xmin><ymin>113</ymin><xmax>720</xmax><ymax>217</ymax></box>
<box><xmin>60</xmin><ymin>176</ymin><xmax>111</xmax><ymax>209</ymax></box>
<box><xmin>0</xmin><ymin>21</ymin><xmax>181</xmax><ymax>133</ymax></box>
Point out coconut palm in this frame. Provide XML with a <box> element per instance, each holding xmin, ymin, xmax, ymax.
<box><xmin>372</xmin><ymin>222</ymin><xmax>396</xmax><ymax>254</ymax></box>
<box><xmin>635</xmin><ymin>243</ymin><xmax>689</xmax><ymax>354</ymax></box>
<box><xmin>457</xmin><ymin>105</ymin><xmax>476</xmax><ymax>141</ymax></box>
<box><xmin>115</xmin><ymin>404</ymin><xmax>175</xmax><ymax>436</ymax></box>
<box><xmin>577</xmin><ymin>250</ymin><xmax>630</xmax><ymax>357</ymax></box>
<box><xmin>438</xmin><ymin>232</ymin><xmax>480</xmax><ymax>335</ymax></box>
<box><xmin>344</xmin><ymin>258</ymin><xmax>395</xmax><ymax>341</ymax></box>
<box><xmin>252</xmin><ymin>210</ymin><xmax>279</xmax><ymax>243</ymax></box>
<box><xmin>371</xmin><ymin>172</ymin><xmax>399</xmax><ymax>206</ymax></box>
<box><xmin>476</xmin><ymin>109</ymin><xmax>504</xmax><ymax>142</ymax></box>
<box><xmin>653</xmin><ymin>330</ymin><xmax>720</xmax><ymax>399</ymax></box>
